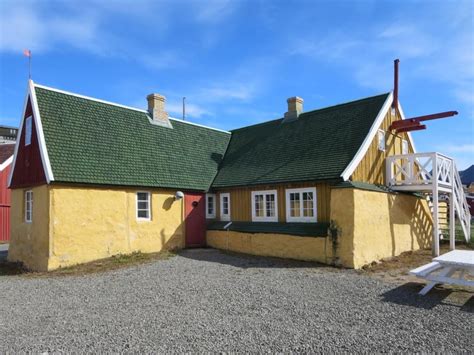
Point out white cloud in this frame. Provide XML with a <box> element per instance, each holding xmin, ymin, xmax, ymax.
<box><xmin>193</xmin><ymin>0</ymin><xmax>238</xmax><ymax>24</ymax></box>
<box><xmin>0</xmin><ymin>2</ymin><xmax>102</xmax><ymax>54</ymax></box>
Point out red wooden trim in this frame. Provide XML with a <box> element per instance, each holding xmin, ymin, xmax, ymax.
<box><xmin>390</xmin><ymin>111</ymin><xmax>458</xmax><ymax>130</ymax></box>
<box><xmin>396</xmin><ymin>124</ymin><xmax>427</xmax><ymax>133</ymax></box>
<box><xmin>392</xmin><ymin>59</ymin><xmax>399</xmax><ymax>110</ymax></box>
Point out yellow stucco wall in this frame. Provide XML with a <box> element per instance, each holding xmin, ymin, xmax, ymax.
<box><xmin>9</xmin><ymin>184</ymin><xmax>185</xmax><ymax>271</ymax></box>
<box><xmin>207</xmin><ymin>187</ymin><xmax>432</xmax><ymax>269</ymax></box>
<box><xmin>8</xmin><ymin>185</ymin><xmax>51</xmax><ymax>271</ymax></box>
<box><xmin>330</xmin><ymin>187</ymin><xmax>432</xmax><ymax>268</ymax></box>
<box><xmin>48</xmin><ymin>185</ymin><xmax>185</xmax><ymax>270</ymax></box>
<box><xmin>207</xmin><ymin>230</ymin><xmax>333</xmax><ymax>264</ymax></box>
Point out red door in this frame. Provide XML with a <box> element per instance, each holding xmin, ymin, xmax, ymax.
<box><xmin>184</xmin><ymin>192</ymin><xmax>206</xmax><ymax>247</ymax></box>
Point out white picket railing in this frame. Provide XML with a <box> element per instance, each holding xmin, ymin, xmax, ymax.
<box><xmin>386</xmin><ymin>152</ymin><xmax>471</xmax><ymax>246</ymax></box>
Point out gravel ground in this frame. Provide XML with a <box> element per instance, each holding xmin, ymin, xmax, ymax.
<box><xmin>0</xmin><ymin>249</ymin><xmax>472</xmax><ymax>353</ymax></box>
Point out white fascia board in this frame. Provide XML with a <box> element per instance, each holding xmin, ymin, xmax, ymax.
<box><xmin>30</xmin><ymin>80</ymin><xmax>54</xmax><ymax>183</ymax></box>
<box><xmin>0</xmin><ymin>156</ymin><xmax>13</xmax><ymax>172</ymax></box>
<box><xmin>9</xmin><ymin>80</ymin><xmax>54</xmax><ymax>186</ymax></box>
<box><xmin>340</xmin><ymin>92</ymin><xmax>393</xmax><ymax>181</ymax></box>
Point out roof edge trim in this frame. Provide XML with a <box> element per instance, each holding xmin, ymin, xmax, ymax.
<box><xmin>340</xmin><ymin>92</ymin><xmax>393</xmax><ymax>181</ymax></box>
<box><xmin>0</xmin><ymin>155</ymin><xmax>13</xmax><ymax>172</ymax></box>
<box><xmin>30</xmin><ymin>80</ymin><xmax>55</xmax><ymax>183</ymax></box>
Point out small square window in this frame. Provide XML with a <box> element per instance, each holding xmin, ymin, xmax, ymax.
<box><xmin>206</xmin><ymin>194</ymin><xmax>216</xmax><ymax>219</ymax></box>
<box><xmin>402</xmin><ymin>139</ymin><xmax>409</xmax><ymax>155</ymax></box>
<box><xmin>136</xmin><ymin>192</ymin><xmax>151</xmax><ymax>220</ymax></box>
<box><xmin>286</xmin><ymin>188</ymin><xmax>317</xmax><ymax>222</ymax></box>
<box><xmin>251</xmin><ymin>190</ymin><xmax>278</xmax><ymax>222</ymax></box>
<box><xmin>378</xmin><ymin>129</ymin><xmax>385</xmax><ymax>152</ymax></box>
<box><xmin>220</xmin><ymin>193</ymin><xmax>230</xmax><ymax>221</ymax></box>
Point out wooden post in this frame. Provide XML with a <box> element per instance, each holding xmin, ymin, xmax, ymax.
<box><xmin>449</xmin><ymin>161</ymin><xmax>456</xmax><ymax>250</ymax></box>
<box><xmin>433</xmin><ymin>154</ymin><xmax>440</xmax><ymax>256</ymax></box>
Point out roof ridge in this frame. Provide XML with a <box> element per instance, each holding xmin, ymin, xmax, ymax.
<box><xmin>229</xmin><ymin>92</ymin><xmax>390</xmax><ymax>133</ymax></box>
<box><xmin>300</xmin><ymin>92</ymin><xmax>390</xmax><ymax>117</ymax></box>
<box><xmin>230</xmin><ymin>117</ymin><xmax>282</xmax><ymax>132</ymax></box>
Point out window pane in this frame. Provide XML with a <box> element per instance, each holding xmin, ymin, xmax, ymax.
<box><xmin>290</xmin><ymin>192</ymin><xmax>300</xmax><ymax>217</ymax></box>
<box><xmin>137</xmin><ymin>210</ymin><xmax>149</xmax><ymax>218</ymax></box>
<box><xmin>207</xmin><ymin>195</ymin><xmax>214</xmax><ymax>215</ymax></box>
<box><xmin>255</xmin><ymin>195</ymin><xmax>264</xmax><ymax>217</ymax></box>
<box><xmin>137</xmin><ymin>192</ymin><xmax>148</xmax><ymax>201</ymax></box>
<box><xmin>138</xmin><ymin>201</ymin><xmax>148</xmax><ymax>210</ymax></box>
<box><xmin>25</xmin><ymin>117</ymin><xmax>32</xmax><ymax>146</ymax></box>
<box><xmin>266</xmin><ymin>194</ymin><xmax>275</xmax><ymax>217</ymax></box>
<box><xmin>302</xmin><ymin>192</ymin><xmax>314</xmax><ymax>217</ymax></box>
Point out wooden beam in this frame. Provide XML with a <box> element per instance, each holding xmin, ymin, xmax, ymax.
<box><xmin>396</xmin><ymin>124</ymin><xmax>426</xmax><ymax>133</ymax></box>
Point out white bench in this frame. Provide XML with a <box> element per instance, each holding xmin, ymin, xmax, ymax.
<box><xmin>409</xmin><ymin>250</ymin><xmax>474</xmax><ymax>295</ymax></box>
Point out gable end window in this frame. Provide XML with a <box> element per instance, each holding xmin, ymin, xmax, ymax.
<box><xmin>402</xmin><ymin>139</ymin><xmax>409</xmax><ymax>155</ymax></box>
<box><xmin>206</xmin><ymin>193</ymin><xmax>216</xmax><ymax>219</ymax></box>
<box><xmin>220</xmin><ymin>193</ymin><xmax>230</xmax><ymax>221</ymax></box>
<box><xmin>251</xmin><ymin>190</ymin><xmax>278</xmax><ymax>222</ymax></box>
<box><xmin>25</xmin><ymin>190</ymin><xmax>33</xmax><ymax>223</ymax></box>
<box><xmin>285</xmin><ymin>187</ymin><xmax>317</xmax><ymax>223</ymax></box>
<box><xmin>25</xmin><ymin>116</ymin><xmax>32</xmax><ymax>146</ymax></box>
<box><xmin>377</xmin><ymin>129</ymin><xmax>385</xmax><ymax>152</ymax></box>
<box><xmin>136</xmin><ymin>192</ymin><xmax>151</xmax><ymax>220</ymax></box>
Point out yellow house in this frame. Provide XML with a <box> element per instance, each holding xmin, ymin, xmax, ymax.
<box><xmin>8</xmin><ymin>74</ymin><xmax>469</xmax><ymax>271</ymax></box>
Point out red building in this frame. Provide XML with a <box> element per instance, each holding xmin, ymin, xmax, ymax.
<box><xmin>0</xmin><ymin>144</ymin><xmax>15</xmax><ymax>242</ymax></box>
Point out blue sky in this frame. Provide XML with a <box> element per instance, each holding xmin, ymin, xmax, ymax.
<box><xmin>0</xmin><ymin>0</ymin><xmax>473</xmax><ymax>169</ymax></box>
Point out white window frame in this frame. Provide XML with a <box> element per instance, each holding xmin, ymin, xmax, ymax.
<box><xmin>206</xmin><ymin>193</ymin><xmax>216</xmax><ymax>219</ymax></box>
<box><xmin>220</xmin><ymin>193</ymin><xmax>231</xmax><ymax>221</ymax></box>
<box><xmin>136</xmin><ymin>191</ymin><xmax>151</xmax><ymax>221</ymax></box>
<box><xmin>25</xmin><ymin>116</ymin><xmax>32</xmax><ymax>146</ymax></box>
<box><xmin>402</xmin><ymin>139</ymin><xmax>409</xmax><ymax>155</ymax></box>
<box><xmin>377</xmin><ymin>129</ymin><xmax>385</xmax><ymax>151</ymax></box>
<box><xmin>251</xmin><ymin>190</ymin><xmax>278</xmax><ymax>222</ymax></box>
<box><xmin>285</xmin><ymin>187</ymin><xmax>317</xmax><ymax>223</ymax></box>
<box><xmin>25</xmin><ymin>190</ymin><xmax>33</xmax><ymax>223</ymax></box>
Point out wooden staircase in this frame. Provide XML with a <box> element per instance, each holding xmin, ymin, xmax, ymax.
<box><xmin>386</xmin><ymin>152</ymin><xmax>471</xmax><ymax>255</ymax></box>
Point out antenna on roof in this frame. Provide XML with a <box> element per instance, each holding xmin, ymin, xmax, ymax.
<box><xmin>182</xmin><ymin>97</ymin><xmax>186</xmax><ymax>120</ymax></box>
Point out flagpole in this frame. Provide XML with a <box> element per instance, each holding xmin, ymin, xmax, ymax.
<box><xmin>29</xmin><ymin>54</ymin><xmax>31</xmax><ymax>79</ymax></box>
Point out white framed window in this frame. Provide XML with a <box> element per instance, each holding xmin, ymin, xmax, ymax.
<box><xmin>206</xmin><ymin>193</ymin><xmax>216</xmax><ymax>219</ymax></box>
<box><xmin>251</xmin><ymin>190</ymin><xmax>278</xmax><ymax>222</ymax></box>
<box><xmin>136</xmin><ymin>191</ymin><xmax>151</xmax><ymax>220</ymax></box>
<box><xmin>25</xmin><ymin>116</ymin><xmax>32</xmax><ymax>146</ymax></box>
<box><xmin>220</xmin><ymin>193</ymin><xmax>231</xmax><ymax>221</ymax></box>
<box><xmin>377</xmin><ymin>129</ymin><xmax>385</xmax><ymax>151</ymax></box>
<box><xmin>25</xmin><ymin>190</ymin><xmax>33</xmax><ymax>223</ymax></box>
<box><xmin>285</xmin><ymin>187</ymin><xmax>317</xmax><ymax>223</ymax></box>
<box><xmin>402</xmin><ymin>139</ymin><xmax>409</xmax><ymax>155</ymax></box>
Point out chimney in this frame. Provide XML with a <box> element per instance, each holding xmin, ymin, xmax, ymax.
<box><xmin>392</xmin><ymin>59</ymin><xmax>399</xmax><ymax>114</ymax></box>
<box><xmin>283</xmin><ymin>96</ymin><xmax>304</xmax><ymax>122</ymax></box>
<box><xmin>147</xmin><ymin>93</ymin><xmax>172</xmax><ymax>128</ymax></box>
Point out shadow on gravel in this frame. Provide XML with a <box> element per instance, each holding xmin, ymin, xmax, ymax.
<box><xmin>178</xmin><ymin>248</ymin><xmax>333</xmax><ymax>270</ymax></box>
<box><xmin>381</xmin><ymin>282</ymin><xmax>473</xmax><ymax>312</ymax></box>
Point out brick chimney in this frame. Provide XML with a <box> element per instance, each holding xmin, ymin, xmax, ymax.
<box><xmin>283</xmin><ymin>96</ymin><xmax>304</xmax><ymax>122</ymax></box>
<box><xmin>147</xmin><ymin>93</ymin><xmax>172</xmax><ymax>128</ymax></box>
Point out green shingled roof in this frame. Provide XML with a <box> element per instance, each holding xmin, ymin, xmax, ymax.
<box><xmin>211</xmin><ymin>93</ymin><xmax>389</xmax><ymax>188</ymax></box>
<box><xmin>35</xmin><ymin>86</ymin><xmax>231</xmax><ymax>191</ymax></box>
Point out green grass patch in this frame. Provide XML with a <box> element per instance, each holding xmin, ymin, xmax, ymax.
<box><xmin>0</xmin><ymin>250</ymin><xmax>176</xmax><ymax>277</ymax></box>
